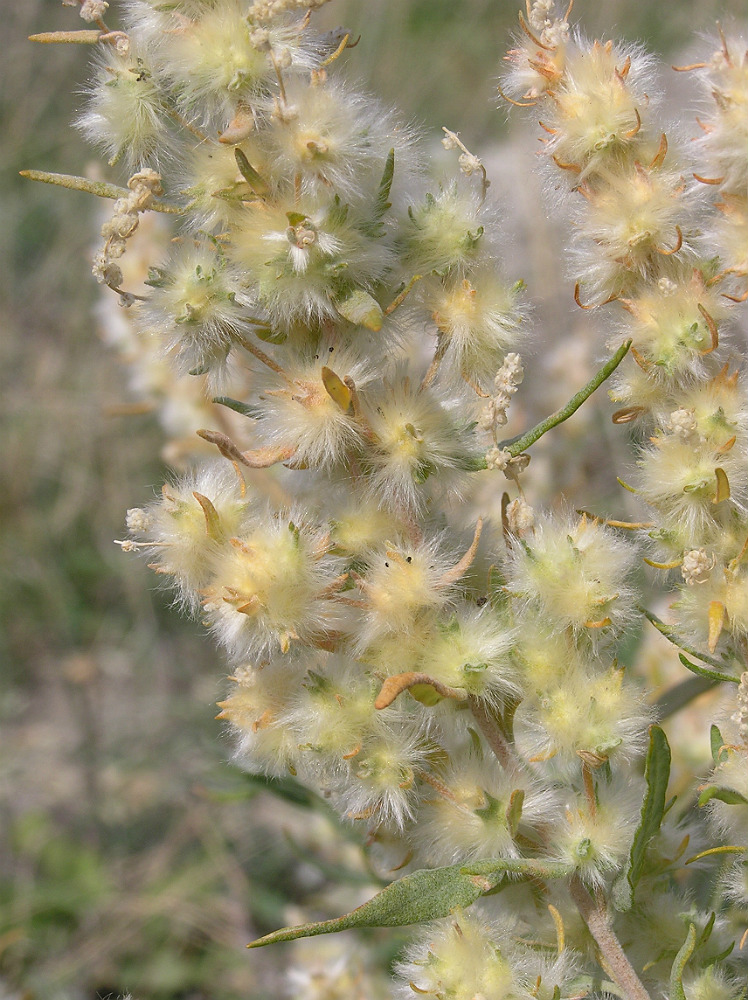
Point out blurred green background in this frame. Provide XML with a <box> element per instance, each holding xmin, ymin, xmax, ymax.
<box><xmin>2</xmin><ymin>1</ymin><xmax>745</xmax><ymax>997</ymax></box>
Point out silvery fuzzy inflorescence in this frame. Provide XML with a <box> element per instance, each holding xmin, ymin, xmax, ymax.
<box><xmin>502</xmin><ymin>3</ymin><xmax>748</xmax><ymax>661</ymax></box>
<box><xmin>30</xmin><ymin>0</ymin><xmax>748</xmax><ymax>997</ymax></box>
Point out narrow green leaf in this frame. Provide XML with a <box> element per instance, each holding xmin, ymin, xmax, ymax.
<box><xmin>499</xmin><ymin>340</ymin><xmax>631</xmax><ymax>458</ymax></box>
<box><xmin>697</xmin><ymin>785</ymin><xmax>748</xmax><ymax>807</ymax></box>
<box><xmin>327</xmin><ymin>194</ymin><xmax>349</xmax><ymax>228</ymax></box>
<box><xmin>626</xmin><ymin>725</ymin><xmax>671</xmax><ymax>902</ymax></box>
<box><xmin>234</xmin><ymin>148</ymin><xmax>269</xmax><ymax>196</ymax></box>
<box><xmin>669</xmin><ymin>923</ymin><xmax>696</xmax><ymax>1000</ymax></box>
<box><xmin>374</xmin><ymin>148</ymin><xmax>395</xmax><ymax>219</ymax></box>
<box><xmin>678</xmin><ymin>653</ymin><xmax>739</xmax><ymax>686</ymax></box>
<box><xmin>710</xmin><ymin>724</ymin><xmax>727</xmax><ymax>765</ymax></box>
<box><xmin>247</xmin><ymin>857</ymin><xmax>571</xmax><ymax>948</ymax></box>
<box><xmin>455</xmin><ymin>451</ymin><xmax>490</xmax><ymax>472</ymax></box>
<box><xmin>212</xmin><ymin>396</ymin><xmax>261</xmax><ymax>418</ymax></box>
<box><xmin>707</xmin><ymin>941</ymin><xmax>735</xmax><ymax>966</ymax></box>
<box><xmin>247</xmin><ymin>864</ymin><xmax>496</xmax><ymax>947</ymax></box>
<box><xmin>695</xmin><ymin>911</ymin><xmax>716</xmax><ymax>950</ymax></box>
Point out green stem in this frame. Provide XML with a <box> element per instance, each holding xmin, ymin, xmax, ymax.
<box><xmin>500</xmin><ymin>340</ymin><xmax>631</xmax><ymax>458</ymax></box>
<box><xmin>19</xmin><ymin>170</ymin><xmax>182</xmax><ymax>214</ymax></box>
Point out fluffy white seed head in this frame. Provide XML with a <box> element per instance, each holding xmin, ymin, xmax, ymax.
<box><xmin>512</xmin><ymin>629</ymin><xmax>586</xmax><ymax>694</ymax></box>
<box><xmin>417</xmin><ymin>604</ymin><xmax>519</xmax><ymax>705</ymax></box>
<box><xmin>575</xmin><ymin>166</ymin><xmax>696</xmax><ymax>300</ymax></box>
<box><xmin>262</xmin><ymin>79</ymin><xmax>414</xmax><ymax>203</ymax></box>
<box><xmin>362</xmin><ymin>377</ymin><xmax>476</xmax><ymax>515</ymax></box>
<box><xmin>284</xmin><ymin>654</ymin><xmax>381</xmax><ymax>776</ymax></box>
<box><xmin>77</xmin><ymin>44</ymin><xmax>171</xmax><ymax>169</ymax></box>
<box><xmin>328</xmin><ymin>493</ymin><xmax>409</xmax><ymax>559</ymax></box>
<box><xmin>705</xmin><ymin>743</ymin><xmax>748</xmax><ymax>847</ymax></box>
<box><xmin>201</xmin><ymin>510</ymin><xmax>341</xmax><ymax>659</ymax></box>
<box><xmin>696</xmin><ymin>32</ymin><xmax>748</xmax><ymax>194</ymax></box>
<box><xmin>515</xmin><ymin>665</ymin><xmax>651</xmax><ymax>773</ymax></box>
<box><xmin>124</xmin><ymin>462</ymin><xmax>252</xmax><ymax>607</ymax></box>
<box><xmin>614</xmin><ymin>271</ymin><xmax>728</xmax><ymax>377</ymax></box>
<box><xmin>501</xmin><ymin>7</ymin><xmax>569</xmax><ymax>103</ymax></box>
<box><xmin>425</xmin><ymin>270</ymin><xmax>526</xmax><ymax>383</ymax></box>
<box><xmin>402</xmin><ymin>183</ymin><xmax>490</xmax><ymax>276</ymax></box>
<box><xmin>140</xmin><ymin>241</ymin><xmax>258</xmax><ymax>386</ymax></box>
<box><xmin>328</xmin><ymin>719</ymin><xmax>430</xmax><ymax>828</ymax></box>
<box><xmin>354</xmin><ymin>533</ymin><xmax>456</xmax><ymax>651</ymax></box>
<box><xmin>412</xmin><ymin>756</ymin><xmax>559</xmax><ymax>866</ymax></box>
<box><xmin>550</xmin><ymin>776</ymin><xmax>644</xmax><ymax>888</ymax></box>
<box><xmin>720</xmin><ymin>858</ymin><xmax>748</xmax><ymax>906</ymax></box>
<box><xmin>179</xmin><ymin>137</ymin><xmax>273</xmax><ymax>233</ymax></box>
<box><xmin>637</xmin><ymin>434</ymin><xmax>748</xmax><ymax>543</ymax></box>
<box><xmin>217</xmin><ymin>659</ymin><xmax>302</xmax><ymax>777</ymax></box>
<box><xmin>138</xmin><ymin>0</ymin><xmax>314</xmax><ymax>128</ymax></box>
<box><xmin>250</xmin><ymin>339</ymin><xmax>372</xmax><ymax>468</ymax></box>
<box><xmin>229</xmin><ymin>196</ymin><xmax>392</xmax><ymax>329</ymax></box>
<box><xmin>542</xmin><ymin>38</ymin><xmax>658</xmax><ymax>176</ymax></box>
<box><xmin>682</xmin><ymin>967</ymin><xmax>747</xmax><ymax>1000</ymax></box>
<box><xmin>394</xmin><ymin>911</ymin><xmax>523</xmax><ymax>1000</ymax></box>
<box><xmin>504</xmin><ymin>513</ymin><xmax>638</xmax><ymax>636</ymax></box>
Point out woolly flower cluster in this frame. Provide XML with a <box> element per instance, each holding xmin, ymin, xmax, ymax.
<box><xmin>41</xmin><ymin>0</ymin><xmax>748</xmax><ymax>996</ymax></box>
<box><xmin>502</xmin><ymin>5</ymin><xmax>748</xmax><ymax>664</ymax></box>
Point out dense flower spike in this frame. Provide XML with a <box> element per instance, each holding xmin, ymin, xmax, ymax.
<box><xmin>34</xmin><ymin>0</ymin><xmax>748</xmax><ymax>995</ymax></box>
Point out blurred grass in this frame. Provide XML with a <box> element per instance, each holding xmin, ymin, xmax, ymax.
<box><xmin>1</xmin><ymin>1</ymin><xmax>744</xmax><ymax>997</ymax></box>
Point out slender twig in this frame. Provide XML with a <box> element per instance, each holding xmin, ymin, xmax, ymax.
<box><xmin>29</xmin><ymin>29</ymin><xmax>102</xmax><ymax>43</ymax></box>
<box><xmin>19</xmin><ymin>170</ymin><xmax>182</xmax><ymax>213</ymax></box>
<box><xmin>569</xmin><ymin>876</ymin><xmax>652</xmax><ymax>1000</ymax></box>
<box><xmin>499</xmin><ymin>340</ymin><xmax>631</xmax><ymax>457</ymax></box>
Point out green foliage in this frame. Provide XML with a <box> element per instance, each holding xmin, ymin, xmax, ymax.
<box><xmin>248</xmin><ymin>857</ymin><xmax>572</xmax><ymax>948</ymax></box>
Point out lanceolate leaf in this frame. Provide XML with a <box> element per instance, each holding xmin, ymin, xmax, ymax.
<box><xmin>615</xmin><ymin>725</ymin><xmax>671</xmax><ymax>910</ymax></box>
<box><xmin>374</xmin><ymin>148</ymin><xmax>395</xmax><ymax>220</ymax></box>
<box><xmin>710</xmin><ymin>724</ymin><xmax>728</xmax><ymax>765</ymax></box>
<box><xmin>247</xmin><ymin>858</ymin><xmax>572</xmax><ymax>948</ymax></box>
